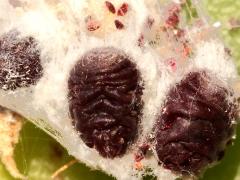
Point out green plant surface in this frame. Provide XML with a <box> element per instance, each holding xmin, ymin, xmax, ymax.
<box><xmin>203</xmin><ymin>0</ymin><xmax>240</xmax><ymax>68</ymax></box>
<box><xmin>14</xmin><ymin>122</ymin><xmax>113</xmax><ymax>180</ymax></box>
<box><xmin>201</xmin><ymin>126</ymin><xmax>240</xmax><ymax>180</ymax></box>
<box><xmin>1</xmin><ymin>0</ymin><xmax>240</xmax><ymax>180</ymax></box>
<box><xmin>201</xmin><ymin>1</ymin><xmax>240</xmax><ymax>179</ymax></box>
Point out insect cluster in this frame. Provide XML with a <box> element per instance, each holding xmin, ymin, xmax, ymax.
<box><xmin>0</xmin><ymin>0</ymin><xmax>239</xmax><ymax>180</ymax></box>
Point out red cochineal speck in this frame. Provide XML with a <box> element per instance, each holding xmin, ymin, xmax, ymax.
<box><xmin>167</xmin><ymin>58</ymin><xmax>177</xmax><ymax>72</ymax></box>
<box><xmin>134</xmin><ymin>153</ymin><xmax>144</xmax><ymax>162</ymax></box>
<box><xmin>86</xmin><ymin>17</ymin><xmax>101</xmax><ymax>31</ymax></box>
<box><xmin>166</xmin><ymin>13</ymin><xmax>179</xmax><ymax>28</ymax></box>
<box><xmin>117</xmin><ymin>3</ymin><xmax>129</xmax><ymax>16</ymax></box>
<box><xmin>134</xmin><ymin>144</ymin><xmax>150</xmax><ymax>162</ymax></box>
<box><xmin>115</xmin><ymin>20</ymin><xmax>124</xmax><ymax>29</ymax></box>
<box><xmin>87</xmin><ymin>23</ymin><xmax>100</xmax><ymax>31</ymax></box>
<box><xmin>105</xmin><ymin>1</ymin><xmax>116</xmax><ymax>14</ymax></box>
<box><xmin>165</xmin><ymin>5</ymin><xmax>180</xmax><ymax>28</ymax></box>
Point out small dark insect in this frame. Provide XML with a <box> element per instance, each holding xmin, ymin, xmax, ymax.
<box><xmin>105</xmin><ymin>1</ymin><xmax>116</xmax><ymax>14</ymax></box>
<box><xmin>155</xmin><ymin>71</ymin><xmax>237</xmax><ymax>174</ymax></box>
<box><xmin>117</xmin><ymin>3</ymin><xmax>129</xmax><ymax>16</ymax></box>
<box><xmin>114</xmin><ymin>20</ymin><xmax>124</xmax><ymax>30</ymax></box>
<box><xmin>68</xmin><ymin>47</ymin><xmax>143</xmax><ymax>158</ymax></box>
<box><xmin>0</xmin><ymin>30</ymin><xmax>43</xmax><ymax>90</ymax></box>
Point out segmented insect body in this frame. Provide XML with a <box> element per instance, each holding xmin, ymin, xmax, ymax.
<box><xmin>156</xmin><ymin>71</ymin><xmax>237</xmax><ymax>174</ymax></box>
<box><xmin>68</xmin><ymin>47</ymin><xmax>143</xmax><ymax>158</ymax></box>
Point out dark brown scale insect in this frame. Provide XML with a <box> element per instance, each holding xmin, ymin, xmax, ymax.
<box><xmin>117</xmin><ymin>3</ymin><xmax>129</xmax><ymax>16</ymax></box>
<box><xmin>105</xmin><ymin>1</ymin><xmax>116</xmax><ymax>14</ymax></box>
<box><xmin>68</xmin><ymin>47</ymin><xmax>143</xmax><ymax>158</ymax></box>
<box><xmin>155</xmin><ymin>71</ymin><xmax>237</xmax><ymax>175</ymax></box>
<box><xmin>114</xmin><ymin>20</ymin><xmax>124</xmax><ymax>30</ymax></box>
<box><xmin>0</xmin><ymin>30</ymin><xmax>43</xmax><ymax>90</ymax></box>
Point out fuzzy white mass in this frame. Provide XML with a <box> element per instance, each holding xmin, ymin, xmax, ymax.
<box><xmin>0</xmin><ymin>0</ymin><xmax>238</xmax><ymax>180</ymax></box>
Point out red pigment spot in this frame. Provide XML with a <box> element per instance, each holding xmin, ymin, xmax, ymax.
<box><xmin>161</xmin><ymin>121</ymin><xmax>173</xmax><ymax>130</ymax></box>
<box><xmin>105</xmin><ymin>1</ymin><xmax>116</xmax><ymax>14</ymax></box>
<box><xmin>139</xmin><ymin>144</ymin><xmax>150</xmax><ymax>155</ymax></box>
<box><xmin>135</xmin><ymin>153</ymin><xmax>144</xmax><ymax>162</ymax></box>
<box><xmin>134</xmin><ymin>143</ymin><xmax>150</xmax><ymax>162</ymax></box>
<box><xmin>117</xmin><ymin>3</ymin><xmax>128</xmax><ymax>16</ymax></box>
<box><xmin>167</xmin><ymin>58</ymin><xmax>177</xmax><ymax>71</ymax></box>
<box><xmin>86</xmin><ymin>16</ymin><xmax>101</xmax><ymax>31</ymax></box>
<box><xmin>165</xmin><ymin>5</ymin><xmax>180</xmax><ymax>28</ymax></box>
<box><xmin>114</xmin><ymin>20</ymin><xmax>124</xmax><ymax>29</ymax></box>
<box><xmin>166</xmin><ymin>13</ymin><xmax>179</xmax><ymax>28</ymax></box>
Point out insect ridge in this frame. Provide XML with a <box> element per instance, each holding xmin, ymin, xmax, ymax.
<box><xmin>156</xmin><ymin>71</ymin><xmax>237</xmax><ymax>175</ymax></box>
<box><xmin>68</xmin><ymin>47</ymin><xmax>143</xmax><ymax>158</ymax></box>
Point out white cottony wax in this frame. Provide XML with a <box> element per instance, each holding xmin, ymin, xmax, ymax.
<box><xmin>0</xmin><ymin>0</ymin><xmax>238</xmax><ymax>179</ymax></box>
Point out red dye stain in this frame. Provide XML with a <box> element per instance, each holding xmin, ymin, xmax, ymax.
<box><xmin>134</xmin><ymin>153</ymin><xmax>144</xmax><ymax>162</ymax></box>
<box><xmin>134</xmin><ymin>143</ymin><xmax>150</xmax><ymax>162</ymax></box>
<box><xmin>115</xmin><ymin>20</ymin><xmax>124</xmax><ymax>29</ymax></box>
<box><xmin>165</xmin><ymin>5</ymin><xmax>180</xmax><ymax>28</ymax></box>
<box><xmin>86</xmin><ymin>17</ymin><xmax>101</xmax><ymax>31</ymax></box>
<box><xmin>117</xmin><ymin>3</ymin><xmax>128</xmax><ymax>16</ymax></box>
<box><xmin>105</xmin><ymin>1</ymin><xmax>116</xmax><ymax>14</ymax></box>
<box><xmin>166</xmin><ymin>13</ymin><xmax>179</xmax><ymax>28</ymax></box>
<box><xmin>87</xmin><ymin>23</ymin><xmax>100</xmax><ymax>31</ymax></box>
<box><xmin>167</xmin><ymin>58</ymin><xmax>177</xmax><ymax>71</ymax></box>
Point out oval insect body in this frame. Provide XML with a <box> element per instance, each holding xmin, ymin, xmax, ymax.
<box><xmin>156</xmin><ymin>71</ymin><xmax>238</xmax><ymax>174</ymax></box>
<box><xmin>68</xmin><ymin>47</ymin><xmax>143</xmax><ymax>158</ymax></box>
